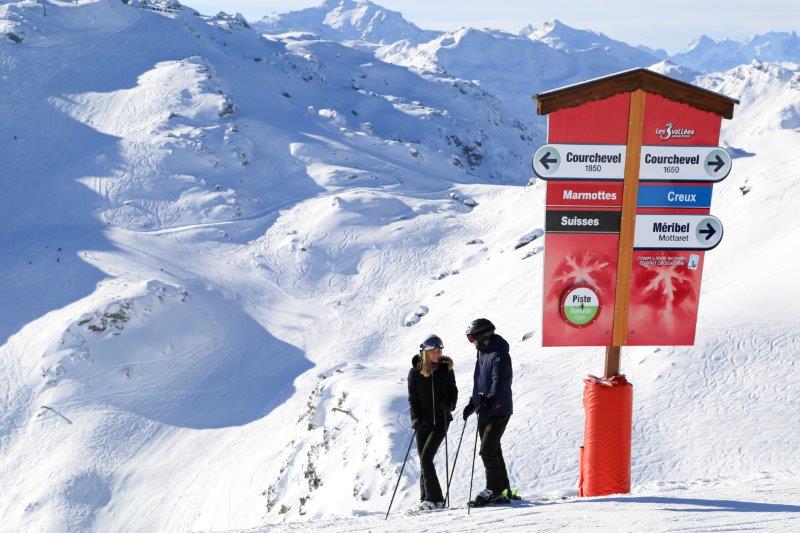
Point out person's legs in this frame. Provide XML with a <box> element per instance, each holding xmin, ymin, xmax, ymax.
<box><xmin>419</xmin><ymin>424</ymin><xmax>446</xmax><ymax>502</ymax></box>
<box><xmin>497</xmin><ymin>443</ymin><xmax>510</xmax><ymax>493</ymax></box>
<box><xmin>415</xmin><ymin>425</ymin><xmax>432</xmax><ymax>501</ymax></box>
<box><xmin>478</xmin><ymin>415</ymin><xmax>511</xmax><ymax>494</ymax></box>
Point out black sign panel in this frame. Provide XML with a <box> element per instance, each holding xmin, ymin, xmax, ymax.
<box><xmin>545</xmin><ymin>210</ymin><xmax>621</xmax><ymax>233</ymax></box>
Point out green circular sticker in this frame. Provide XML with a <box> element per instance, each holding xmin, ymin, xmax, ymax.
<box><xmin>560</xmin><ymin>285</ymin><xmax>600</xmax><ymax>328</ymax></box>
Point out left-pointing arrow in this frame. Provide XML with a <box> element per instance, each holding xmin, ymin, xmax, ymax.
<box><xmin>540</xmin><ymin>151</ymin><xmax>558</xmax><ymax>170</ymax></box>
<box><xmin>707</xmin><ymin>154</ymin><xmax>725</xmax><ymax>173</ymax></box>
<box><xmin>533</xmin><ymin>144</ymin><xmax>625</xmax><ymax>180</ymax></box>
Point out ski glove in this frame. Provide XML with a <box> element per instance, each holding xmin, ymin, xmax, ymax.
<box><xmin>462</xmin><ymin>402</ymin><xmax>476</xmax><ymax>421</ymax></box>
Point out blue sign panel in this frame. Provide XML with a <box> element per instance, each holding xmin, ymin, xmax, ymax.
<box><xmin>637</xmin><ymin>185</ymin><xmax>713</xmax><ymax>208</ymax></box>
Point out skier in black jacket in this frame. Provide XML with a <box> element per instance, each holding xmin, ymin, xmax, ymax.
<box><xmin>407</xmin><ymin>334</ymin><xmax>458</xmax><ymax>512</ymax></box>
<box><xmin>462</xmin><ymin>318</ymin><xmax>514</xmax><ymax>507</ymax></box>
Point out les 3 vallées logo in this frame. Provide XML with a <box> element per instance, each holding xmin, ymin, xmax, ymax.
<box><xmin>655</xmin><ymin>122</ymin><xmax>695</xmax><ymax>140</ymax></box>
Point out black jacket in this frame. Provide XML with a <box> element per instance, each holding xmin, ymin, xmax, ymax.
<box><xmin>407</xmin><ymin>355</ymin><xmax>458</xmax><ymax>427</ymax></box>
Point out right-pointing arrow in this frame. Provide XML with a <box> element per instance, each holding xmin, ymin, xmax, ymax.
<box><xmin>707</xmin><ymin>154</ymin><xmax>725</xmax><ymax>173</ymax></box>
<box><xmin>699</xmin><ymin>222</ymin><xmax>716</xmax><ymax>241</ymax></box>
<box><xmin>539</xmin><ymin>151</ymin><xmax>558</xmax><ymax>170</ymax></box>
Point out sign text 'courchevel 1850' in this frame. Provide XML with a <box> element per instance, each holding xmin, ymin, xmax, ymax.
<box><xmin>533</xmin><ymin>144</ymin><xmax>626</xmax><ymax>180</ymax></box>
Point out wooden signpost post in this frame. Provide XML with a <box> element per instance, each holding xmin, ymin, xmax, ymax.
<box><xmin>533</xmin><ymin>69</ymin><xmax>738</xmax><ymax>496</ymax></box>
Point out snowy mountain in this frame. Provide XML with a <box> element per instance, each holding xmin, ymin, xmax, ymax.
<box><xmin>671</xmin><ymin>31</ymin><xmax>800</xmax><ymax>73</ymax></box>
<box><xmin>252</xmin><ymin>0</ymin><xmax>441</xmax><ymax>44</ymax></box>
<box><xmin>636</xmin><ymin>43</ymin><xmax>668</xmax><ymax>60</ymax></box>
<box><xmin>520</xmin><ymin>19</ymin><xmax>660</xmax><ymax>67</ymax></box>
<box><xmin>254</xmin><ymin>7</ymin><xmax>662</xmax><ymax>116</ymax></box>
<box><xmin>376</xmin><ymin>27</ymin><xmax>576</xmax><ymax>113</ymax></box>
<box><xmin>376</xmin><ymin>23</ymin><xmax>662</xmax><ymax>117</ymax></box>
<box><xmin>646</xmin><ymin>59</ymin><xmax>702</xmax><ymax>83</ymax></box>
<box><xmin>1</xmin><ymin>0</ymin><xmax>799</xmax><ymax>531</ymax></box>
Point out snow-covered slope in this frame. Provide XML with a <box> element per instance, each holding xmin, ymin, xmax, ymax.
<box><xmin>0</xmin><ymin>0</ymin><xmax>531</xmax><ymax>529</ymax></box>
<box><xmin>378</xmin><ymin>30</ymin><xmax>641</xmax><ymax>120</ymax></box>
<box><xmin>252</xmin><ymin>0</ymin><xmax>440</xmax><ymax>45</ymax></box>
<box><xmin>265</xmin><ymin>474</ymin><xmax>800</xmax><ymax>532</ymax></box>
<box><xmin>671</xmin><ymin>31</ymin><xmax>800</xmax><ymax>73</ymax></box>
<box><xmin>1</xmin><ymin>1</ymin><xmax>799</xmax><ymax>531</ymax></box>
<box><xmin>376</xmin><ymin>21</ymin><xmax>661</xmax><ymax>116</ymax></box>
<box><xmin>377</xmin><ymin>27</ymin><xmax>576</xmax><ymax>113</ymax></box>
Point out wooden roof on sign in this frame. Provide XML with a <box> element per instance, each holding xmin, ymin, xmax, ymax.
<box><xmin>534</xmin><ymin>68</ymin><xmax>739</xmax><ymax>119</ymax></box>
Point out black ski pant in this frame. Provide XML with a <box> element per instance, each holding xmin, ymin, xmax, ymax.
<box><xmin>415</xmin><ymin>422</ymin><xmax>447</xmax><ymax>502</ymax></box>
<box><xmin>478</xmin><ymin>414</ymin><xmax>511</xmax><ymax>494</ymax></box>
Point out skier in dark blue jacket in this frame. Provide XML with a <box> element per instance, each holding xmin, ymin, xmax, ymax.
<box><xmin>462</xmin><ymin>318</ymin><xmax>514</xmax><ymax>506</ymax></box>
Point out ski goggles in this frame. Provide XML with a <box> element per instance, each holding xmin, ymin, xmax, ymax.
<box><xmin>421</xmin><ymin>337</ymin><xmax>444</xmax><ymax>350</ymax></box>
<box><xmin>466</xmin><ymin>334</ymin><xmax>476</xmax><ymax>343</ymax></box>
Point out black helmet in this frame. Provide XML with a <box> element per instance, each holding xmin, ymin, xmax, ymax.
<box><xmin>420</xmin><ymin>334</ymin><xmax>444</xmax><ymax>350</ymax></box>
<box><xmin>466</xmin><ymin>318</ymin><xmax>495</xmax><ymax>340</ymax></box>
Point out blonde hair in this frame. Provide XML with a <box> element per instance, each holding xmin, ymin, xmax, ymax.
<box><xmin>419</xmin><ymin>349</ymin><xmax>452</xmax><ymax>378</ymax></box>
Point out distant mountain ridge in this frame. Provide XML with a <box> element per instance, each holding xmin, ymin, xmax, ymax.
<box><xmin>252</xmin><ymin>0</ymin><xmax>441</xmax><ymax>44</ymax></box>
<box><xmin>375</xmin><ymin>21</ymin><xmax>665</xmax><ymax>116</ymax></box>
<box><xmin>254</xmin><ymin>1</ymin><xmax>800</xmax><ymax>77</ymax></box>
<box><xmin>671</xmin><ymin>31</ymin><xmax>800</xmax><ymax>72</ymax></box>
<box><xmin>519</xmin><ymin>19</ymin><xmax>661</xmax><ymax>67</ymax></box>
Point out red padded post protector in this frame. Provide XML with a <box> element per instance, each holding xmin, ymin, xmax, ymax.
<box><xmin>578</xmin><ymin>375</ymin><xmax>633</xmax><ymax>496</ymax></box>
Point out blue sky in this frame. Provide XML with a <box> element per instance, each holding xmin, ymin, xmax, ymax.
<box><xmin>186</xmin><ymin>0</ymin><xmax>799</xmax><ymax>53</ymax></box>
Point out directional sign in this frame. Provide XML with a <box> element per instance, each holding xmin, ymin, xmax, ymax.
<box><xmin>634</xmin><ymin>214</ymin><xmax>724</xmax><ymax>250</ymax></box>
<box><xmin>546</xmin><ymin>181</ymin><xmax>624</xmax><ymax>209</ymax></box>
<box><xmin>546</xmin><ymin>210</ymin><xmax>622</xmax><ymax>233</ymax></box>
<box><xmin>637</xmin><ymin>184</ymin><xmax>713</xmax><ymax>209</ymax></box>
<box><xmin>533</xmin><ymin>144</ymin><xmax>626</xmax><ymax>181</ymax></box>
<box><xmin>639</xmin><ymin>146</ymin><xmax>732</xmax><ymax>182</ymax></box>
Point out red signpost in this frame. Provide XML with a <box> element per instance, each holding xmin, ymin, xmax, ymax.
<box><xmin>533</xmin><ymin>69</ymin><xmax>738</xmax><ymax>496</ymax></box>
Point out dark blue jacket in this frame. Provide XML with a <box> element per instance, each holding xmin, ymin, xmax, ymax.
<box><xmin>469</xmin><ymin>334</ymin><xmax>513</xmax><ymax>419</ymax></box>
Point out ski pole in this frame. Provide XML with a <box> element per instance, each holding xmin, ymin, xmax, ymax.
<box><xmin>445</xmin><ymin>426</ymin><xmax>450</xmax><ymax>508</ymax></box>
<box><xmin>467</xmin><ymin>418</ymin><xmax>479</xmax><ymax>515</ymax></box>
<box><xmin>385</xmin><ymin>428</ymin><xmax>416</xmax><ymax>520</ymax></box>
<box><xmin>445</xmin><ymin>419</ymin><xmax>467</xmax><ymax>506</ymax></box>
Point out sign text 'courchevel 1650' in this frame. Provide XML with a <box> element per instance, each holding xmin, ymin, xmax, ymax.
<box><xmin>639</xmin><ymin>146</ymin><xmax>732</xmax><ymax>182</ymax></box>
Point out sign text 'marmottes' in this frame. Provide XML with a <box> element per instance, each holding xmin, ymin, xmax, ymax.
<box><xmin>546</xmin><ymin>181</ymin><xmax>624</xmax><ymax>208</ymax></box>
